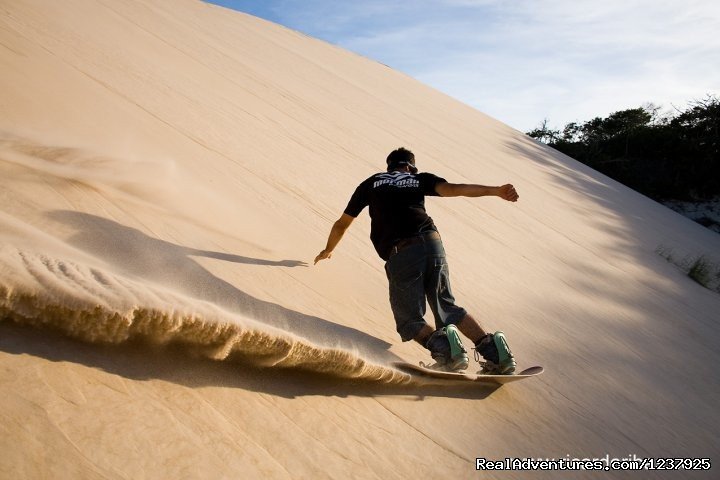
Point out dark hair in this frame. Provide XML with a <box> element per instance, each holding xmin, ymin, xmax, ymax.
<box><xmin>386</xmin><ymin>147</ymin><xmax>417</xmax><ymax>172</ymax></box>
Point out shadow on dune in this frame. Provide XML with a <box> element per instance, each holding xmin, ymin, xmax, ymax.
<box><xmin>0</xmin><ymin>322</ymin><xmax>498</xmax><ymax>400</ymax></box>
<box><xmin>501</xmin><ymin>136</ymin><xmax>720</xmax><ymax>430</ymax></box>
<box><xmin>46</xmin><ymin>210</ymin><xmax>395</xmax><ymax>362</ymax></box>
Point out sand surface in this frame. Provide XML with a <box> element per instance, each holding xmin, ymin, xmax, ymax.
<box><xmin>1</xmin><ymin>1</ymin><xmax>719</xmax><ymax>478</ymax></box>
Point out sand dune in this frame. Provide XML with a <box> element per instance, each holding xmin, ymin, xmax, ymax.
<box><xmin>1</xmin><ymin>1</ymin><xmax>719</xmax><ymax>478</ymax></box>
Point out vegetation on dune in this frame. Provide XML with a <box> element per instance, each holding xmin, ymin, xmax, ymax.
<box><xmin>530</xmin><ymin>96</ymin><xmax>720</xmax><ymax>294</ymax></box>
<box><xmin>527</xmin><ymin>95</ymin><xmax>720</xmax><ymax>204</ymax></box>
<box><xmin>656</xmin><ymin>246</ymin><xmax>720</xmax><ymax>293</ymax></box>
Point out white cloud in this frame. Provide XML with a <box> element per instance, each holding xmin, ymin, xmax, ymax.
<box><xmin>227</xmin><ymin>0</ymin><xmax>720</xmax><ymax>130</ymax></box>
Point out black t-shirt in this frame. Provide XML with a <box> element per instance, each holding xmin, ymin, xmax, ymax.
<box><xmin>344</xmin><ymin>171</ymin><xmax>446</xmax><ymax>260</ymax></box>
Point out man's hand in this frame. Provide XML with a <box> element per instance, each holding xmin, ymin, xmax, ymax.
<box><xmin>497</xmin><ymin>184</ymin><xmax>519</xmax><ymax>202</ymax></box>
<box><xmin>314</xmin><ymin>249</ymin><xmax>333</xmax><ymax>264</ymax></box>
<box><xmin>314</xmin><ymin>214</ymin><xmax>354</xmax><ymax>265</ymax></box>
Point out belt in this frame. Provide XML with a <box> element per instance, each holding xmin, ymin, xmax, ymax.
<box><xmin>390</xmin><ymin>230</ymin><xmax>440</xmax><ymax>256</ymax></box>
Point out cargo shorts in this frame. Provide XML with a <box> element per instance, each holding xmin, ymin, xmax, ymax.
<box><xmin>384</xmin><ymin>232</ymin><xmax>467</xmax><ymax>341</ymax></box>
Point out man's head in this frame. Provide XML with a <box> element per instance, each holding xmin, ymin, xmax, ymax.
<box><xmin>386</xmin><ymin>147</ymin><xmax>418</xmax><ymax>173</ymax></box>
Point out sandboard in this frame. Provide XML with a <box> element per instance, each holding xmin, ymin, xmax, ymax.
<box><xmin>393</xmin><ymin>362</ymin><xmax>544</xmax><ymax>385</ymax></box>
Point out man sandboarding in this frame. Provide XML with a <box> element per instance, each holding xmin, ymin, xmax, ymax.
<box><xmin>315</xmin><ymin>148</ymin><xmax>519</xmax><ymax>374</ymax></box>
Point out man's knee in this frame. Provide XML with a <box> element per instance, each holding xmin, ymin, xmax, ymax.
<box><xmin>443</xmin><ymin>308</ymin><xmax>468</xmax><ymax>326</ymax></box>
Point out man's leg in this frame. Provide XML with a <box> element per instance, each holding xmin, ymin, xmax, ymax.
<box><xmin>386</xmin><ymin>242</ymin><xmax>465</xmax><ymax>370</ymax></box>
<box><xmin>415</xmin><ymin>323</ymin><xmax>469</xmax><ymax>371</ymax></box>
<box><xmin>385</xmin><ymin>246</ymin><xmax>432</xmax><ymax>342</ymax></box>
<box><xmin>413</xmin><ymin>324</ymin><xmax>434</xmax><ymax>346</ymax></box>
<box><xmin>423</xmin><ymin>247</ymin><xmax>516</xmax><ymax>374</ymax></box>
<box><xmin>456</xmin><ymin>314</ymin><xmax>516</xmax><ymax>374</ymax></box>
<box><xmin>400</xmin><ymin>311</ymin><xmax>457</xmax><ymax>368</ymax></box>
<box><xmin>456</xmin><ymin>314</ymin><xmax>487</xmax><ymax>344</ymax></box>
<box><xmin>421</xmin><ymin>251</ymin><xmax>469</xmax><ymax>370</ymax></box>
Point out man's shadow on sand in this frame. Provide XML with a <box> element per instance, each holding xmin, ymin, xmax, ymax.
<box><xmin>46</xmin><ymin>210</ymin><xmax>395</xmax><ymax>362</ymax></box>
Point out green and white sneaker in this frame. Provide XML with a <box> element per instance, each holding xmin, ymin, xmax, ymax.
<box><xmin>474</xmin><ymin>331</ymin><xmax>516</xmax><ymax>375</ymax></box>
<box><xmin>424</xmin><ymin>325</ymin><xmax>469</xmax><ymax>372</ymax></box>
<box><xmin>445</xmin><ymin>324</ymin><xmax>469</xmax><ymax>371</ymax></box>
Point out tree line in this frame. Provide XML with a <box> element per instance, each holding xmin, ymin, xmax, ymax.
<box><xmin>527</xmin><ymin>95</ymin><xmax>719</xmax><ymax>202</ymax></box>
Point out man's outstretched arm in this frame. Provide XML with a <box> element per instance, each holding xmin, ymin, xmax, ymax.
<box><xmin>435</xmin><ymin>182</ymin><xmax>519</xmax><ymax>202</ymax></box>
<box><xmin>314</xmin><ymin>213</ymin><xmax>355</xmax><ymax>264</ymax></box>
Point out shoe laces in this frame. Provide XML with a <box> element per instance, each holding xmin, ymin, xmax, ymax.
<box><xmin>419</xmin><ymin>361</ymin><xmax>449</xmax><ymax>372</ymax></box>
<box><xmin>473</xmin><ymin>347</ymin><xmax>488</xmax><ymax>370</ymax></box>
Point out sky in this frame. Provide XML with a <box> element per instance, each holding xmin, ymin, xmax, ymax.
<box><xmin>207</xmin><ymin>0</ymin><xmax>720</xmax><ymax>132</ymax></box>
